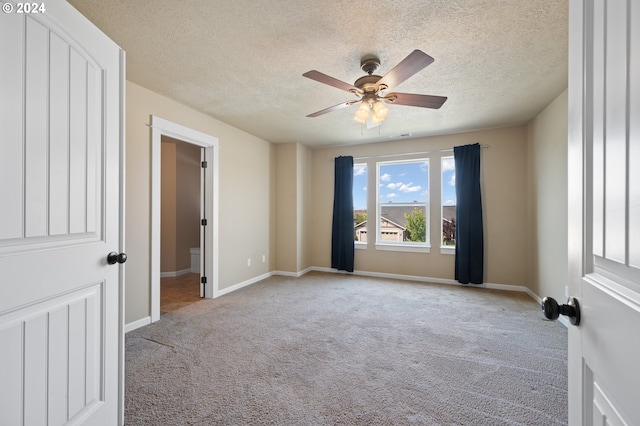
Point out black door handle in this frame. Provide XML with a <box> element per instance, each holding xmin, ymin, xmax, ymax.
<box><xmin>541</xmin><ymin>296</ymin><xmax>580</xmax><ymax>326</ymax></box>
<box><xmin>107</xmin><ymin>252</ymin><xmax>127</xmax><ymax>265</ymax></box>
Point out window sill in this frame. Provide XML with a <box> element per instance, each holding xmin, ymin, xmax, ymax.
<box><xmin>355</xmin><ymin>242</ymin><xmax>367</xmax><ymax>250</ymax></box>
<box><xmin>375</xmin><ymin>243</ymin><xmax>430</xmax><ymax>253</ymax></box>
<box><xmin>440</xmin><ymin>246</ymin><xmax>455</xmax><ymax>255</ymax></box>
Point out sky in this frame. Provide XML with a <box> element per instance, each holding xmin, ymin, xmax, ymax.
<box><xmin>353</xmin><ymin>158</ymin><xmax>457</xmax><ymax>211</ymax></box>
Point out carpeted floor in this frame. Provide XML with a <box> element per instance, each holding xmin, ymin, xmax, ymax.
<box><xmin>125</xmin><ymin>272</ymin><xmax>567</xmax><ymax>425</ymax></box>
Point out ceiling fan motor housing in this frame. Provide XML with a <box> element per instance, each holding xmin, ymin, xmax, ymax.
<box><xmin>360</xmin><ymin>55</ymin><xmax>381</xmax><ymax>74</ymax></box>
<box><xmin>354</xmin><ymin>75</ymin><xmax>384</xmax><ymax>93</ymax></box>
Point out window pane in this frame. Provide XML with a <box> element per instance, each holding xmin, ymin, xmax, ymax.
<box><xmin>378</xmin><ymin>161</ymin><xmax>428</xmax><ymax>203</ymax></box>
<box><xmin>441</xmin><ymin>157</ymin><xmax>456</xmax><ymax>246</ymax></box>
<box><xmin>377</xmin><ymin>160</ymin><xmax>429</xmax><ymax>244</ymax></box>
<box><xmin>353</xmin><ymin>163</ymin><xmax>367</xmax><ymax>242</ymax></box>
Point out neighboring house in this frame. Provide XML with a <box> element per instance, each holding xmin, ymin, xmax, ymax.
<box><xmin>355</xmin><ymin>205</ymin><xmax>457</xmax><ymax>244</ymax></box>
<box><xmin>355</xmin><ymin>205</ymin><xmax>424</xmax><ymax>242</ymax></box>
<box><xmin>443</xmin><ymin>205</ymin><xmax>456</xmax><ymax>222</ymax></box>
<box><xmin>354</xmin><ymin>217</ymin><xmax>406</xmax><ymax>242</ymax></box>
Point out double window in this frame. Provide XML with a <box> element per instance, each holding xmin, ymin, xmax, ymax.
<box><xmin>353</xmin><ymin>155</ymin><xmax>456</xmax><ymax>253</ymax></box>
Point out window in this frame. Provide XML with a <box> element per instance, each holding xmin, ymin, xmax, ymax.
<box><xmin>376</xmin><ymin>159</ymin><xmax>429</xmax><ymax>250</ymax></box>
<box><xmin>353</xmin><ymin>163</ymin><xmax>367</xmax><ymax>243</ymax></box>
<box><xmin>441</xmin><ymin>157</ymin><xmax>456</xmax><ymax>247</ymax></box>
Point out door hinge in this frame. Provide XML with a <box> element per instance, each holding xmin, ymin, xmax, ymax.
<box><xmin>201</xmin><ymin>276</ymin><xmax>207</xmax><ymax>284</ymax></box>
<box><xmin>201</xmin><ymin>218</ymin><xmax>207</xmax><ymax>226</ymax></box>
<box><xmin>201</xmin><ymin>161</ymin><xmax>208</xmax><ymax>168</ymax></box>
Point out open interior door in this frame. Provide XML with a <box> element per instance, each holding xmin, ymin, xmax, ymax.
<box><xmin>565</xmin><ymin>0</ymin><xmax>640</xmax><ymax>424</ymax></box>
<box><xmin>0</xmin><ymin>0</ymin><xmax>124</xmax><ymax>424</ymax></box>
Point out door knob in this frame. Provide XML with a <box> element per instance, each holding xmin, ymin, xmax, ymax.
<box><xmin>541</xmin><ymin>296</ymin><xmax>580</xmax><ymax>326</ymax></box>
<box><xmin>107</xmin><ymin>252</ymin><xmax>127</xmax><ymax>265</ymax></box>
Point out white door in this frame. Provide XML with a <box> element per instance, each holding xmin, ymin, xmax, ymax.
<box><xmin>567</xmin><ymin>0</ymin><xmax>640</xmax><ymax>424</ymax></box>
<box><xmin>0</xmin><ymin>1</ymin><xmax>124</xmax><ymax>425</ymax></box>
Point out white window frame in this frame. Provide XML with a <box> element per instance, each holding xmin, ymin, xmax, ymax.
<box><xmin>375</xmin><ymin>159</ymin><xmax>430</xmax><ymax>253</ymax></box>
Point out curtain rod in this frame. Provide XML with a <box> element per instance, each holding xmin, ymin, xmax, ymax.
<box><xmin>349</xmin><ymin>144</ymin><xmax>489</xmax><ymax>162</ymax></box>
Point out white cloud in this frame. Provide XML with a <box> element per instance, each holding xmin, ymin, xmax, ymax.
<box><xmin>449</xmin><ymin>173</ymin><xmax>456</xmax><ymax>186</ymax></box>
<box><xmin>399</xmin><ymin>183</ymin><xmax>421</xmax><ymax>193</ymax></box>
<box><xmin>380</xmin><ymin>173</ymin><xmax>391</xmax><ymax>182</ymax></box>
<box><xmin>354</xmin><ymin>164</ymin><xmax>367</xmax><ymax>176</ymax></box>
<box><xmin>444</xmin><ymin>199</ymin><xmax>456</xmax><ymax>205</ymax></box>
<box><xmin>442</xmin><ymin>158</ymin><xmax>455</xmax><ymax>172</ymax></box>
<box><xmin>386</xmin><ymin>181</ymin><xmax>421</xmax><ymax>192</ymax></box>
<box><xmin>386</xmin><ymin>193</ymin><xmax>398</xmax><ymax>199</ymax></box>
<box><xmin>363</xmin><ymin>186</ymin><xmax>367</xmax><ymax>191</ymax></box>
<box><xmin>420</xmin><ymin>161</ymin><xmax>429</xmax><ymax>172</ymax></box>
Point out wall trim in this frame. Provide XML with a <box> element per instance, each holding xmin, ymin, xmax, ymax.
<box><xmin>213</xmin><ymin>266</ymin><xmax>548</xmax><ymax>310</ymax></box>
<box><xmin>160</xmin><ymin>268</ymin><xmax>192</xmax><ymax>278</ymax></box>
<box><xmin>216</xmin><ymin>272</ymin><xmax>274</xmax><ymax>297</ymax></box>
<box><xmin>135</xmin><ymin>267</ymin><xmax>568</xmax><ymax>332</ymax></box>
<box><xmin>125</xmin><ymin>316</ymin><xmax>151</xmax><ymax>333</ymax></box>
<box><xmin>150</xmin><ymin>116</ymin><xmax>219</xmax><ymax>323</ymax></box>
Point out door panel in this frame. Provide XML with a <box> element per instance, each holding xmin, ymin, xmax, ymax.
<box><xmin>0</xmin><ymin>285</ymin><xmax>104</xmax><ymax>423</ymax></box>
<box><xmin>0</xmin><ymin>2</ymin><xmax>123</xmax><ymax>424</ymax></box>
<box><xmin>0</xmin><ymin>13</ymin><xmax>103</xmax><ymax>251</ymax></box>
<box><xmin>569</xmin><ymin>0</ymin><xmax>640</xmax><ymax>424</ymax></box>
<box><xmin>582</xmin><ymin>278</ymin><xmax>640</xmax><ymax>424</ymax></box>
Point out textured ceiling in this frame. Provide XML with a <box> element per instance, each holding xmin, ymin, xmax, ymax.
<box><xmin>69</xmin><ymin>0</ymin><xmax>568</xmax><ymax>147</ymax></box>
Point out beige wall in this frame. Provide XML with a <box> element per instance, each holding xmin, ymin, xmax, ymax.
<box><xmin>125</xmin><ymin>79</ymin><xmax>567</xmax><ymax>325</ymax></box>
<box><xmin>275</xmin><ymin>144</ymin><xmax>298</xmax><ymax>272</ymax></box>
<box><xmin>309</xmin><ymin>126</ymin><xmax>529</xmax><ymax>286</ymax></box>
<box><xmin>126</xmin><ymin>81</ymin><xmax>273</xmax><ymax>323</ymax></box>
<box><xmin>160</xmin><ymin>141</ymin><xmax>177</xmax><ymax>272</ymax></box>
<box><xmin>274</xmin><ymin>143</ymin><xmax>313</xmax><ymax>273</ymax></box>
<box><xmin>160</xmin><ymin>137</ymin><xmax>200</xmax><ymax>273</ymax></box>
<box><xmin>526</xmin><ymin>89</ymin><xmax>568</xmax><ymax>301</ymax></box>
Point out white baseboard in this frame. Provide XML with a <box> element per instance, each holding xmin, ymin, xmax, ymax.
<box><xmin>309</xmin><ymin>266</ymin><xmax>547</xmax><ymax>303</ymax></box>
<box><xmin>125</xmin><ymin>316</ymin><xmax>151</xmax><ymax>333</ymax></box>
<box><xmin>160</xmin><ymin>268</ymin><xmax>192</xmax><ymax>278</ymax></box>
<box><xmin>211</xmin><ymin>266</ymin><xmax>558</xmax><ymax>326</ymax></box>
<box><xmin>215</xmin><ymin>271</ymin><xmax>273</xmax><ymax>298</ymax></box>
<box><xmin>272</xmin><ymin>267</ymin><xmax>313</xmax><ymax>278</ymax></box>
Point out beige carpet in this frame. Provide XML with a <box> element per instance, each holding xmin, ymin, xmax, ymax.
<box><xmin>125</xmin><ymin>272</ymin><xmax>567</xmax><ymax>425</ymax></box>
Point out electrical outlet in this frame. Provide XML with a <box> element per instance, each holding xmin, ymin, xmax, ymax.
<box><xmin>247</xmin><ymin>258</ymin><xmax>251</xmax><ymax>267</ymax></box>
<box><xmin>262</xmin><ymin>254</ymin><xmax>266</xmax><ymax>262</ymax></box>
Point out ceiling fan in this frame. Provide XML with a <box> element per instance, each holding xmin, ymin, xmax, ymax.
<box><xmin>303</xmin><ymin>50</ymin><xmax>447</xmax><ymax>126</ymax></box>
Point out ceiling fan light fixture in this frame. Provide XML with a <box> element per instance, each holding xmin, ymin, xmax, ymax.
<box><xmin>353</xmin><ymin>114</ymin><xmax>367</xmax><ymax>124</ymax></box>
<box><xmin>373</xmin><ymin>101</ymin><xmax>389</xmax><ymax>120</ymax></box>
<box><xmin>354</xmin><ymin>102</ymin><xmax>370</xmax><ymax>123</ymax></box>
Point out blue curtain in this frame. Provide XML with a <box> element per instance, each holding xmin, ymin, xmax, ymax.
<box><xmin>454</xmin><ymin>143</ymin><xmax>484</xmax><ymax>284</ymax></box>
<box><xmin>331</xmin><ymin>156</ymin><xmax>355</xmax><ymax>272</ymax></box>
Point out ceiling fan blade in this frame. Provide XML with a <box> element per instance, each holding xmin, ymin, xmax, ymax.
<box><xmin>376</xmin><ymin>50</ymin><xmax>435</xmax><ymax>91</ymax></box>
<box><xmin>307</xmin><ymin>100</ymin><xmax>359</xmax><ymax>117</ymax></box>
<box><xmin>386</xmin><ymin>93</ymin><xmax>447</xmax><ymax>109</ymax></box>
<box><xmin>303</xmin><ymin>70</ymin><xmax>361</xmax><ymax>93</ymax></box>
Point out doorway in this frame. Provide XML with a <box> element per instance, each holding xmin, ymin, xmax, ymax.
<box><xmin>160</xmin><ymin>136</ymin><xmax>202</xmax><ymax>314</ymax></box>
<box><xmin>150</xmin><ymin>116</ymin><xmax>219</xmax><ymax>323</ymax></box>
